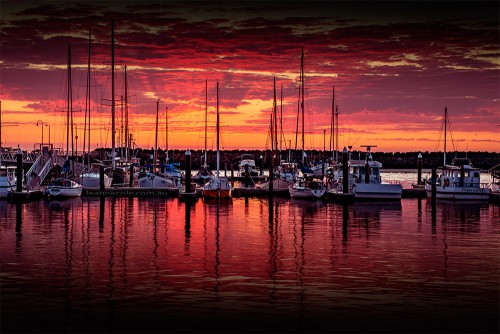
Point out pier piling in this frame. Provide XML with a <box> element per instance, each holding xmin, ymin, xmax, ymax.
<box><xmin>417</xmin><ymin>153</ymin><xmax>422</xmax><ymax>184</ymax></box>
<box><xmin>244</xmin><ymin>164</ymin><xmax>249</xmax><ymax>188</ymax></box>
<box><xmin>99</xmin><ymin>165</ymin><xmax>105</xmax><ymax>191</ymax></box>
<box><xmin>16</xmin><ymin>148</ymin><xmax>23</xmax><ymax>192</ymax></box>
<box><xmin>342</xmin><ymin>147</ymin><xmax>348</xmax><ymax>194</ymax></box>
<box><xmin>129</xmin><ymin>163</ymin><xmax>134</xmax><ymax>187</ymax></box>
<box><xmin>185</xmin><ymin>149</ymin><xmax>192</xmax><ymax>193</ymax></box>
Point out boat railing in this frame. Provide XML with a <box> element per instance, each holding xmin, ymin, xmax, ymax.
<box><xmin>36</xmin><ymin>156</ymin><xmax>54</xmax><ymax>186</ymax></box>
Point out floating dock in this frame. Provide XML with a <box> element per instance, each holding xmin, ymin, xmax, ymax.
<box><xmin>8</xmin><ymin>190</ymin><xmax>44</xmax><ymax>202</ymax></box>
<box><xmin>82</xmin><ymin>187</ymin><xmax>179</xmax><ymax>197</ymax></box>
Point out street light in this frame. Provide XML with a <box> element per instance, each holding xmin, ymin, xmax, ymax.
<box><xmin>45</xmin><ymin>124</ymin><xmax>50</xmax><ymax>146</ymax></box>
<box><xmin>36</xmin><ymin>120</ymin><xmax>44</xmax><ymax>147</ymax></box>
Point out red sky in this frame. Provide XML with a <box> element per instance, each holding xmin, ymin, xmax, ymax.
<box><xmin>1</xmin><ymin>1</ymin><xmax>499</xmax><ymax>153</ymax></box>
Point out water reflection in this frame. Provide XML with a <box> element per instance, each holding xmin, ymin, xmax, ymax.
<box><xmin>0</xmin><ymin>197</ymin><xmax>498</xmax><ymax>333</ymax></box>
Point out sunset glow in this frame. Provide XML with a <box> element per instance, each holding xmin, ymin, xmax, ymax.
<box><xmin>1</xmin><ymin>1</ymin><xmax>498</xmax><ymax>152</ymax></box>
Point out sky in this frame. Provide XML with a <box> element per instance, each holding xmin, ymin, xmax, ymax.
<box><xmin>1</xmin><ymin>0</ymin><xmax>499</xmax><ymax>153</ymax></box>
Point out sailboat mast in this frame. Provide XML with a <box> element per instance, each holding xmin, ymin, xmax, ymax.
<box><xmin>84</xmin><ymin>28</ymin><xmax>92</xmax><ymax>169</ymax></box>
<box><xmin>273</xmin><ymin>77</ymin><xmax>278</xmax><ymax>167</ymax></box>
<box><xmin>66</xmin><ymin>44</ymin><xmax>71</xmax><ymax>160</ymax></box>
<box><xmin>111</xmin><ymin>20</ymin><xmax>116</xmax><ymax>170</ymax></box>
<box><xmin>154</xmin><ymin>99</ymin><xmax>159</xmax><ymax>172</ymax></box>
<box><xmin>301</xmin><ymin>48</ymin><xmax>305</xmax><ymax>164</ymax></box>
<box><xmin>444</xmin><ymin>107</ymin><xmax>447</xmax><ymax>165</ymax></box>
<box><xmin>204</xmin><ymin>79</ymin><xmax>208</xmax><ymax>166</ymax></box>
<box><xmin>124</xmin><ymin>65</ymin><xmax>129</xmax><ymax>161</ymax></box>
<box><xmin>216</xmin><ymin>81</ymin><xmax>220</xmax><ymax>177</ymax></box>
<box><xmin>165</xmin><ymin>106</ymin><xmax>168</xmax><ymax>162</ymax></box>
<box><xmin>335</xmin><ymin>105</ymin><xmax>339</xmax><ymax>163</ymax></box>
<box><xmin>280</xmin><ymin>84</ymin><xmax>283</xmax><ymax>154</ymax></box>
<box><xmin>330</xmin><ymin>86</ymin><xmax>334</xmax><ymax>161</ymax></box>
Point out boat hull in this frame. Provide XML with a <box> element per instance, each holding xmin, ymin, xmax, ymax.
<box><xmin>47</xmin><ymin>187</ymin><xmax>82</xmax><ymax>197</ymax></box>
<box><xmin>353</xmin><ymin>183</ymin><xmax>402</xmax><ymax>200</ymax></box>
<box><xmin>289</xmin><ymin>187</ymin><xmax>325</xmax><ymax>199</ymax></box>
<box><xmin>0</xmin><ymin>182</ymin><xmax>16</xmax><ymax>198</ymax></box>
<box><xmin>80</xmin><ymin>173</ymin><xmax>112</xmax><ymax>190</ymax></box>
<box><xmin>138</xmin><ymin>174</ymin><xmax>176</xmax><ymax>189</ymax></box>
<box><xmin>425</xmin><ymin>184</ymin><xmax>489</xmax><ymax>200</ymax></box>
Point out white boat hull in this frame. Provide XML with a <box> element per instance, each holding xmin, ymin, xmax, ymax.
<box><xmin>80</xmin><ymin>173</ymin><xmax>112</xmax><ymax>190</ymax></box>
<box><xmin>425</xmin><ymin>184</ymin><xmax>489</xmax><ymax>200</ymax></box>
<box><xmin>138</xmin><ymin>173</ymin><xmax>176</xmax><ymax>188</ymax></box>
<box><xmin>0</xmin><ymin>181</ymin><xmax>16</xmax><ymax>198</ymax></box>
<box><xmin>289</xmin><ymin>186</ymin><xmax>325</xmax><ymax>199</ymax></box>
<box><xmin>353</xmin><ymin>183</ymin><xmax>402</xmax><ymax>200</ymax></box>
<box><xmin>47</xmin><ymin>186</ymin><xmax>82</xmax><ymax>197</ymax></box>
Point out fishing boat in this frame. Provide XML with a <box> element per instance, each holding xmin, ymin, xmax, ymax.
<box><xmin>237</xmin><ymin>154</ymin><xmax>259</xmax><ymax>177</ymax></box>
<box><xmin>350</xmin><ymin>146</ymin><xmax>402</xmax><ymax>200</ymax></box>
<box><xmin>138</xmin><ymin>99</ymin><xmax>177</xmax><ymax>189</ymax></box>
<box><xmin>193</xmin><ymin>80</ymin><xmax>214</xmax><ymax>184</ymax></box>
<box><xmin>424</xmin><ymin>108</ymin><xmax>489</xmax><ymax>200</ymax></box>
<box><xmin>0</xmin><ymin>166</ymin><xmax>16</xmax><ymax>198</ymax></box>
<box><xmin>46</xmin><ymin>178</ymin><xmax>82</xmax><ymax>197</ymax></box>
<box><xmin>202</xmin><ymin>82</ymin><xmax>232</xmax><ymax>199</ymax></box>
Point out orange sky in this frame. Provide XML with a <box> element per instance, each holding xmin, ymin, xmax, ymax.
<box><xmin>1</xmin><ymin>1</ymin><xmax>499</xmax><ymax>153</ymax></box>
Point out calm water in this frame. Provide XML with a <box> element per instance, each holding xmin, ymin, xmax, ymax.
<box><xmin>1</xmin><ymin>174</ymin><xmax>499</xmax><ymax>333</ymax></box>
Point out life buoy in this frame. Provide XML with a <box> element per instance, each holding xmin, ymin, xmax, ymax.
<box><xmin>444</xmin><ymin>178</ymin><xmax>450</xmax><ymax>187</ymax></box>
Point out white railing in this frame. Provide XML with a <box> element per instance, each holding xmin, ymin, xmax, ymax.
<box><xmin>37</xmin><ymin>156</ymin><xmax>53</xmax><ymax>186</ymax></box>
<box><xmin>25</xmin><ymin>154</ymin><xmax>44</xmax><ymax>185</ymax></box>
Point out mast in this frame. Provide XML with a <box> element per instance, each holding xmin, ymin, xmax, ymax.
<box><xmin>330</xmin><ymin>86</ymin><xmax>334</xmax><ymax>161</ymax></box>
<box><xmin>273</xmin><ymin>77</ymin><xmax>278</xmax><ymax>167</ymax></box>
<box><xmin>66</xmin><ymin>44</ymin><xmax>72</xmax><ymax>160</ymax></box>
<box><xmin>280</xmin><ymin>84</ymin><xmax>284</xmax><ymax>154</ymax></box>
<box><xmin>216</xmin><ymin>81</ymin><xmax>220</xmax><ymax>178</ymax></box>
<box><xmin>154</xmin><ymin>99</ymin><xmax>159</xmax><ymax>173</ymax></box>
<box><xmin>111</xmin><ymin>20</ymin><xmax>116</xmax><ymax>170</ymax></box>
<box><xmin>444</xmin><ymin>107</ymin><xmax>447</xmax><ymax>165</ymax></box>
<box><xmin>301</xmin><ymin>48</ymin><xmax>305</xmax><ymax>165</ymax></box>
<box><xmin>124</xmin><ymin>65</ymin><xmax>129</xmax><ymax>161</ymax></box>
<box><xmin>165</xmin><ymin>106</ymin><xmax>169</xmax><ymax>162</ymax></box>
<box><xmin>0</xmin><ymin>100</ymin><xmax>2</xmax><ymax>149</ymax></box>
<box><xmin>84</xmin><ymin>28</ymin><xmax>91</xmax><ymax>169</ymax></box>
<box><xmin>335</xmin><ymin>105</ymin><xmax>339</xmax><ymax>163</ymax></box>
<box><xmin>204</xmin><ymin>79</ymin><xmax>208</xmax><ymax>167</ymax></box>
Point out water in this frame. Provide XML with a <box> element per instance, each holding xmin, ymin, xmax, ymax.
<box><xmin>1</xmin><ymin>174</ymin><xmax>499</xmax><ymax>333</ymax></box>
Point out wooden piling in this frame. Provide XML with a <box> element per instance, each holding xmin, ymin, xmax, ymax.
<box><xmin>99</xmin><ymin>165</ymin><xmax>105</xmax><ymax>191</ymax></box>
<box><xmin>342</xmin><ymin>147</ymin><xmax>348</xmax><ymax>194</ymax></box>
<box><xmin>16</xmin><ymin>148</ymin><xmax>23</xmax><ymax>192</ymax></box>
<box><xmin>185</xmin><ymin>149</ymin><xmax>192</xmax><ymax>193</ymax></box>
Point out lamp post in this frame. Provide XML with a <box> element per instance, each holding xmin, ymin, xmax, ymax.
<box><xmin>36</xmin><ymin>120</ymin><xmax>44</xmax><ymax>147</ymax></box>
<box><xmin>45</xmin><ymin>124</ymin><xmax>50</xmax><ymax>145</ymax></box>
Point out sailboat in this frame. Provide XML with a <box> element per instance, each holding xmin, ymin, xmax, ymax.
<box><xmin>80</xmin><ymin>28</ymin><xmax>112</xmax><ymax>190</ymax></box>
<box><xmin>103</xmin><ymin>21</ymin><xmax>131</xmax><ymax>187</ymax></box>
<box><xmin>193</xmin><ymin>79</ymin><xmax>214</xmax><ymax>184</ymax></box>
<box><xmin>201</xmin><ymin>82</ymin><xmax>232</xmax><ymax>199</ymax></box>
<box><xmin>160</xmin><ymin>106</ymin><xmax>182</xmax><ymax>188</ymax></box>
<box><xmin>289</xmin><ymin>48</ymin><xmax>325</xmax><ymax>199</ymax></box>
<box><xmin>424</xmin><ymin>107</ymin><xmax>489</xmax><ymax>200</ymax></box>
<box><xmin>138</xmin><ymin>99</ymin><xmax>177</xmax><ymax>189</ymax></box>
<box><xmin>46</xmin><ymin>44</ymin><xmax>82</xmax><ymax>198</ymax></box>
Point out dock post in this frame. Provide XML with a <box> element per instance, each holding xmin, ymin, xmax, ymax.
<box><xmin>342</xmin><ymin>147</ymin><xmax>348</xmax><ymax>194</ymax></box>
<box><xmin>129</xmin><ymin>163</ymin><xmax>134</xmax><ymax>187</ymax></box>
<box><xmin>230</xmin><ymin>163</ymin><xmax>233</xmax><ymax>179</ymax></box>
<box><xmin>224</xmin><ymin>162</ymin><xmax>228</xmax><ymax>177</ymax></box>
<box><xmin>417</xmin><ymin>153</ymin><xmax>422</xmax><ymax>185</ymax></box>
<box><xmin>244</xmin><ymin>164</ymin><xmax>249</xmax><ymax>188</ymax></box>
<box><xmin>16</xmin><ymin>148</ymin><xmax>23</xmax><ymax>192</ymax></box>
<box><xmin>99</xmin><ymin>165</ymin><xmax>105</xmax><ymax>191</ymax></box>
<box><xmin>431</xmin><ymin>165</ymin><xmax>437</xmax><ymax>222</ymax></box>
<box><xmin>269</xmin><ymin>158</ymin><xmax>274</xmax><ymax>194</ymax></box>
<box><xmin>185</xmin><ymin>149</ymin><xmax>192</xmax><ymax>193</ymax></box>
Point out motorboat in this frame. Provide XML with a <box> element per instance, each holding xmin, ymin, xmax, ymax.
<box><xmin>0</xmin><ymin>166</ymin><xmax>16</xmax><ymax>198</ymax></box>
<box><xmin>46</xmin><ymin>178</ymin><xmax>82</xmax><ymax>197</ymax></box>
<box><xmin>289</xmin><ymin>177</ymin><xmax>326</xmax><ymax>199</ymax></box>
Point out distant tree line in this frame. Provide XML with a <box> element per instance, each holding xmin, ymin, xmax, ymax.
<box><xmin>92</xmin><ymin>148</ymin><xmax>499</xmax><ymax>170</ymax></box>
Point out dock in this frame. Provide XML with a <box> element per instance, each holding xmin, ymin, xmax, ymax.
<box><xmin>8</xmin><ymin>190</ymin><xmax>44</xmax><ymax>202</ymax></box>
